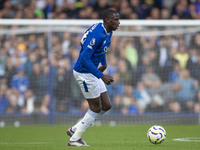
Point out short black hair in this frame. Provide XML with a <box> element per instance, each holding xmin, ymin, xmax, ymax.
<box><xmin>102</xmin><ymin>9</ymin><xmax>118</xmax><ymax>21</ymax></box>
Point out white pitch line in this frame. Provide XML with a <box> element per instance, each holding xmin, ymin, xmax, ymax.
<box><xmin>0</xmin><ymin>142</ymin><xmax>50</xmax><ymax>145</ymax></box>
<box><xmin>172</xmin><ymin>137</ymin><xmax>200</xmax><ymax>142</ymax></box>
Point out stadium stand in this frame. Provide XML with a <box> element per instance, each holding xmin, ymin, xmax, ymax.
<box><xmin>0</xmin><ymin>0</ymin><xmax>200</xmax><ymax>120</ymax></box>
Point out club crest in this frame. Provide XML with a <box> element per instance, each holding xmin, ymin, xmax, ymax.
<box><xmin>90</xmin><ymin>38</ymin><xmax>95</xmax><ymax>45</ymax></box>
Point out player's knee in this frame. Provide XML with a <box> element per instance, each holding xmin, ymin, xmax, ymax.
<box><xmin>102</xmin><ymin>104</ymin><xmax>112</xmax><ymax>111</ymax></box>
<box><xmin>94</xmin><ymin>107</ymin><xmax>102</xmax><ymax>113</ymax></box>
<box><xmin>90</xmin><ymin>105</ymin><xmax>102</xmax><ymax>113</ymax></box>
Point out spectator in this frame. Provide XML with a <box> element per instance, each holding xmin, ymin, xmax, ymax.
<box><xmin>166</xmin><ymin>47</ymin><xmax>179</xmax><ymax>77</ymax></box>
<box><xmin>54</xmin><ymin>67</ymin><xmax>70</xmax><ymax>112</ymax></box>
<box><xmin>148</xmin><ymin>7</ymin><xmax>160</xmax><ymax>19</ymax></box>
<box><xmin>111</xmin><ymin>95</ymin><xmax>123</xmax><ymax>114</ymax></box>
<box><xmin>0</xmin><ymin>48</ymin><xmax>7</xmax><ymax>78</ymax></box>
<box><xmin>11</xmin><ymin>65</ymin><xmax>29</xmax><ymax>111</ymax></box>
<box><xmin>62</xmin><ymin>32</ymin><xmax>71</xmax><ymax>56</ymax></box>
<box><xmin>119</xmin><ymin>0</ymin><xmax>133</xmax><ymax>19</ymax></box>
<box><xmin>192</xmin><ymin>0</ymin><xmax>200</xmax><ymax>19</ymax></box>
<box><xmin>194</xmin><ymin>88</ymin><xmax>200</xmax><ymax>113</ymax></box>
<box><xmin>152</xmin><ymin>82</ymin><xmax>181</xmax><ymax>113</ymax></box>
<box><xmin>156</xmin><ymin>36</ymin><xmax>171</xmax><ymax>81</ymax></box>
<box><xmin>106</xmin><ymin>72</ymin><xmax>124</xmax><ymax>100</ymax></box>
<box><xmin>24</xmin><ymin>51</ymin><xmax>38</xmax><ymax>77</ymax></box>
<box><xmin>141</xmin><ymin>66</ymin><xmax>165</xmax><ymax>112</ymax></box>
<box><xmin>93</xmin><ymin>0</ymin><xmax>110</xmax><ymax>18</ymax></box>
<box><xmin>23</xmin><ymin>89</ymin><xmax>36</xmax><ymax>114</ymax></box>
<box><xmin>174</xmin><ymin>44</ymin><xmax>189</xmax><ymax>69</ymax></box>
<box><xmin>64</xmin><ymin>1</ymin><xmax>79</xmax><ymax>19</ymax></box>
<box><xmin>168</xmin><ymin>99</ymin><xmax>181</xmax><ymax>113</ymax></box>
<box><xmin>117</xmin><ymin>59</ymin><xmax>133</xmax><ymax>85</ymax></box>
<box><xmin>124</xmin><ymin>39</ymin><xmax>139</xmax><ymax>68</ymax></box>
<box><xmin>5</xmin><ymin>56</ymin><xmax>17</xmax><ymax>87</ymax></box>
<box><xmin>160</xmin><ymin>8</ymin><xmax>170</xmax><ymax>19</ymax></box>
<box><xmin>171</xmin><ymin>0</ymin><xmax>191</xmax><ymax>19</ymax></box>
<box><xmin>29</xmin><ymin>63</ymin><xmax>41</xmax><ymax>98</ymax></box>
<box><xmin>6</xmin><ymin>89</ymin><xmax>18</xmax><ymax>114</ymax></box>
<box><xmin>135</xmin><ymin>55</ymin><xmax>151</xmax><ymax>83</ymax></box>
<box><xmin>168</xmin><ymin>63</ymin><xmax>181</xmax><ymax>83</ymax></box>
<box><xmin>175</xmin><ymin>69</ymin><xmax>198</xmax><ymax>112</ymax></box>
<box><xmin>142</xmin><ymin>66</ymin><xmax>162</xmax><ymax>90</ymax></box>
<box><xmin>121</xmin><ymin>85</ymin><xmax>138</xmax><ymax>115</ymax></box>
<box><xmin>140</xmin><ymin>36</ymin><xmax>156</xmax><ymax>58</ymax></box>
<box><xmin>27</xmin><ymin>34</ymin><xmax>38</xmax><ymax>51</ymax></box>
<box><xmin>186</xmin><ymin>48</ymin><xmax>200</xmax><ymax>80</ymax></box>
<box><xmin>69</xmin><ymin>48</ymin><xmax>79</xmax><ymax>69</ymax></box>
<box><xmin>40</xmin><ymin>94</ymin><xmax>50</xmax><ymax>115</ymax></box>
<box><xmin>36</xmin><ymin>64</ymin><xmax>56</xmax><ymax>99</ymax></box>
<box><xmin>134</xmin><ymin>81</ymin><xmax>152</xmax><ymax>114</ymax></box>
<box><xmin>130</xmin><ymin>0</ymin><xmax>148</xmax><ymax>19</ymax></box>
<box><xmin>190</xmin><ymin>32</ymin><xmax>200</xmax><ymax>50</ymax></box>
<box><xmin>0</xmin><ymin>84</ymin><xmax>10</xmax><ymax>113</ymax></box>
<box><xmin>106</xmin><ymin>53</ymin><xmax>118</xmax><ymax>75</ymax></box>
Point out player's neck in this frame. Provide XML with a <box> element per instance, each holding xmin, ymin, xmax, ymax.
<box><xmin>103</xmin><ymin>23</ymin><xmax>111</xmax><ymax>33</ymax></box>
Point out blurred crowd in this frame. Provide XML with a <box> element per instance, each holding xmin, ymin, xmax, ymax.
<box><xmin>1</xmin><ymin>0</ymin><xmax>200</xmax><ymax>116</ymax></box>
<box><xmin>0</xmin><ymin>0</ymin><xmax>200</xmax><ymax>19</ymax></box>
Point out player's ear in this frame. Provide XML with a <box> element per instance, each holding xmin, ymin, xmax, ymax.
<box><xmin>104</xmin><ymin>18</ymin><xmax>111</xmax><ymax>24</ymax></box>
<box><xmin>104</xmin><ymin>18</ymin><xmax>108</xmax><ymax>24</ymax></box>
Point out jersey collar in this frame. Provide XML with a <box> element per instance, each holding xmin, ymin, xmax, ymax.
<box><xmin>102</xmin><ymin>23</ymin><xmax>110</xmax><ymax>35</ymax></box>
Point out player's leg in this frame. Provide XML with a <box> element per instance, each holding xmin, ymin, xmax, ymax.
<box><xmin>99</xmin><ymin>91</ymin><xmax>112</xmax><ymax>115</ymax></box>
<box><xmin>68</xmin><ymin>97</ymin><xmax>101</xmax><ymax>146</ymax></box>
<box><xmin>70</xmin><ymin>92</ymin><xmax>111</xmax><ymax>137</ymax></box>
<box><xmin>68</xmin><ymin>71</ymin><xmax>102</xmax><ymax>146</ymax></box>
<box><xmin>70</xmin><ymin>97</ymin><xmax>101</xmax><ymax>134</ymax></box>
<box><xmin>98</xmin><ymin>77</ymin><xmax>112</xmax><ymax>115</ymax></box>
<box><xmin>69</xmin><ymin>92</ymin><xmax>111</xmax><ymax>142</ymax></box>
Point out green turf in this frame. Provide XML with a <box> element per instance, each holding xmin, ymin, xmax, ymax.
<box><xmin>0</xmin><ymin>124</ymin><xmax>200</xmax><ymax>150</ymax></box>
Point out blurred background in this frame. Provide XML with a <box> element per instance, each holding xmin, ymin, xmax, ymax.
<box><xmin>0</xmin><ymin>0</ymin><xmax>200</xmax><ymax>126</ymax></box>
<box><xmin>0</xmin><ymin>0</ymin><xmax>200</xmax><ymax>19</ymax></box>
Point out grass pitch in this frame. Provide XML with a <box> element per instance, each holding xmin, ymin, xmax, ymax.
<box><xmin>0</xmin><ymin>124</ymin><xmax>200</xmax><ymax>150</ymax></box>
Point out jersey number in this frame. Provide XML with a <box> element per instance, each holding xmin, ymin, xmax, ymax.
<box><xmin>80</xmin><ymin>31</ymin><xmax>89</xmax><ymax>44</ymax></box>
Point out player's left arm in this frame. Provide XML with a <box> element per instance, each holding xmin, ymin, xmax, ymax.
<box><xmin>98</xmin><ymin>65</ymin><xmax>107</xmax><ymax>72</ymax></box>
<box><xmin>98</xmin><ymin>54</ymin><xmax>107</xmax><ymax>72</ymax></box>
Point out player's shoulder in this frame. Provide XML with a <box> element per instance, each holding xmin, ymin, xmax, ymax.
<box><xmin>89</xmin><ymin>23</ymin><xmax>105</xmax><ymax>37</ymax></box>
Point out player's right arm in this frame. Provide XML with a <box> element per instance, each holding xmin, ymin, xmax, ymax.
<box><xmin>79</xmin><ymin>27</ymin><xmax>104</xmax><ymax>79</ymax></box>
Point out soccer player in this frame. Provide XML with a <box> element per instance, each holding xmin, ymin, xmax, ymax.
<box><xmin>67</xmin><ymin>9</ymin><xmax>120</xmax><ymax>146</ymax></box>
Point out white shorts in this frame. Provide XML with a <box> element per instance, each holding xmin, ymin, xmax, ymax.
<box><xmin>73</xmin><ymin>70</ymin><xmax>107</xmax><ymax>99</ymax></box>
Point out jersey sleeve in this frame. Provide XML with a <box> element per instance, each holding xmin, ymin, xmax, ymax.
<box><xmin>79</xmin><ymin>31</ymin><xmax>104</xmax><ymax>78</ymax></box>
<box><xmin>101</xmin><ymin>54</ymin><xmax>107</xmax><ymax>65</ymax></box>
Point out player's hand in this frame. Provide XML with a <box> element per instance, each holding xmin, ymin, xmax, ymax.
<box><xmin>101</xmin><ymin>74</ymin><xmax>114</xmax><ymax>85</ymax></box>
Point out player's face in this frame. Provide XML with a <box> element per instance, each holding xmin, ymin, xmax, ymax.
<box><xmin>107</xmin><ymin>13</ymin><xmax>120</xmax><ymax>31</ymax></box>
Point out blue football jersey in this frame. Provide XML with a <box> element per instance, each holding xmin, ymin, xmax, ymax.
<box><xmin>73</xmin><ymin>23</ymin><xmax>113</xmax><ymax>78</ymax></box>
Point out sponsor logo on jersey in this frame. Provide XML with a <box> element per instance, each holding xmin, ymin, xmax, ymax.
<box><xmin>101</xmin><ymin>46</ymin><xmax>108</xmax><ymax>54</ymax></box>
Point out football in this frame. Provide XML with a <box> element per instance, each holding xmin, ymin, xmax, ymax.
<box><xmin>147</xmin><ymin>125</ymin><xmax>166</xmax><ymax>144</ymax></box>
